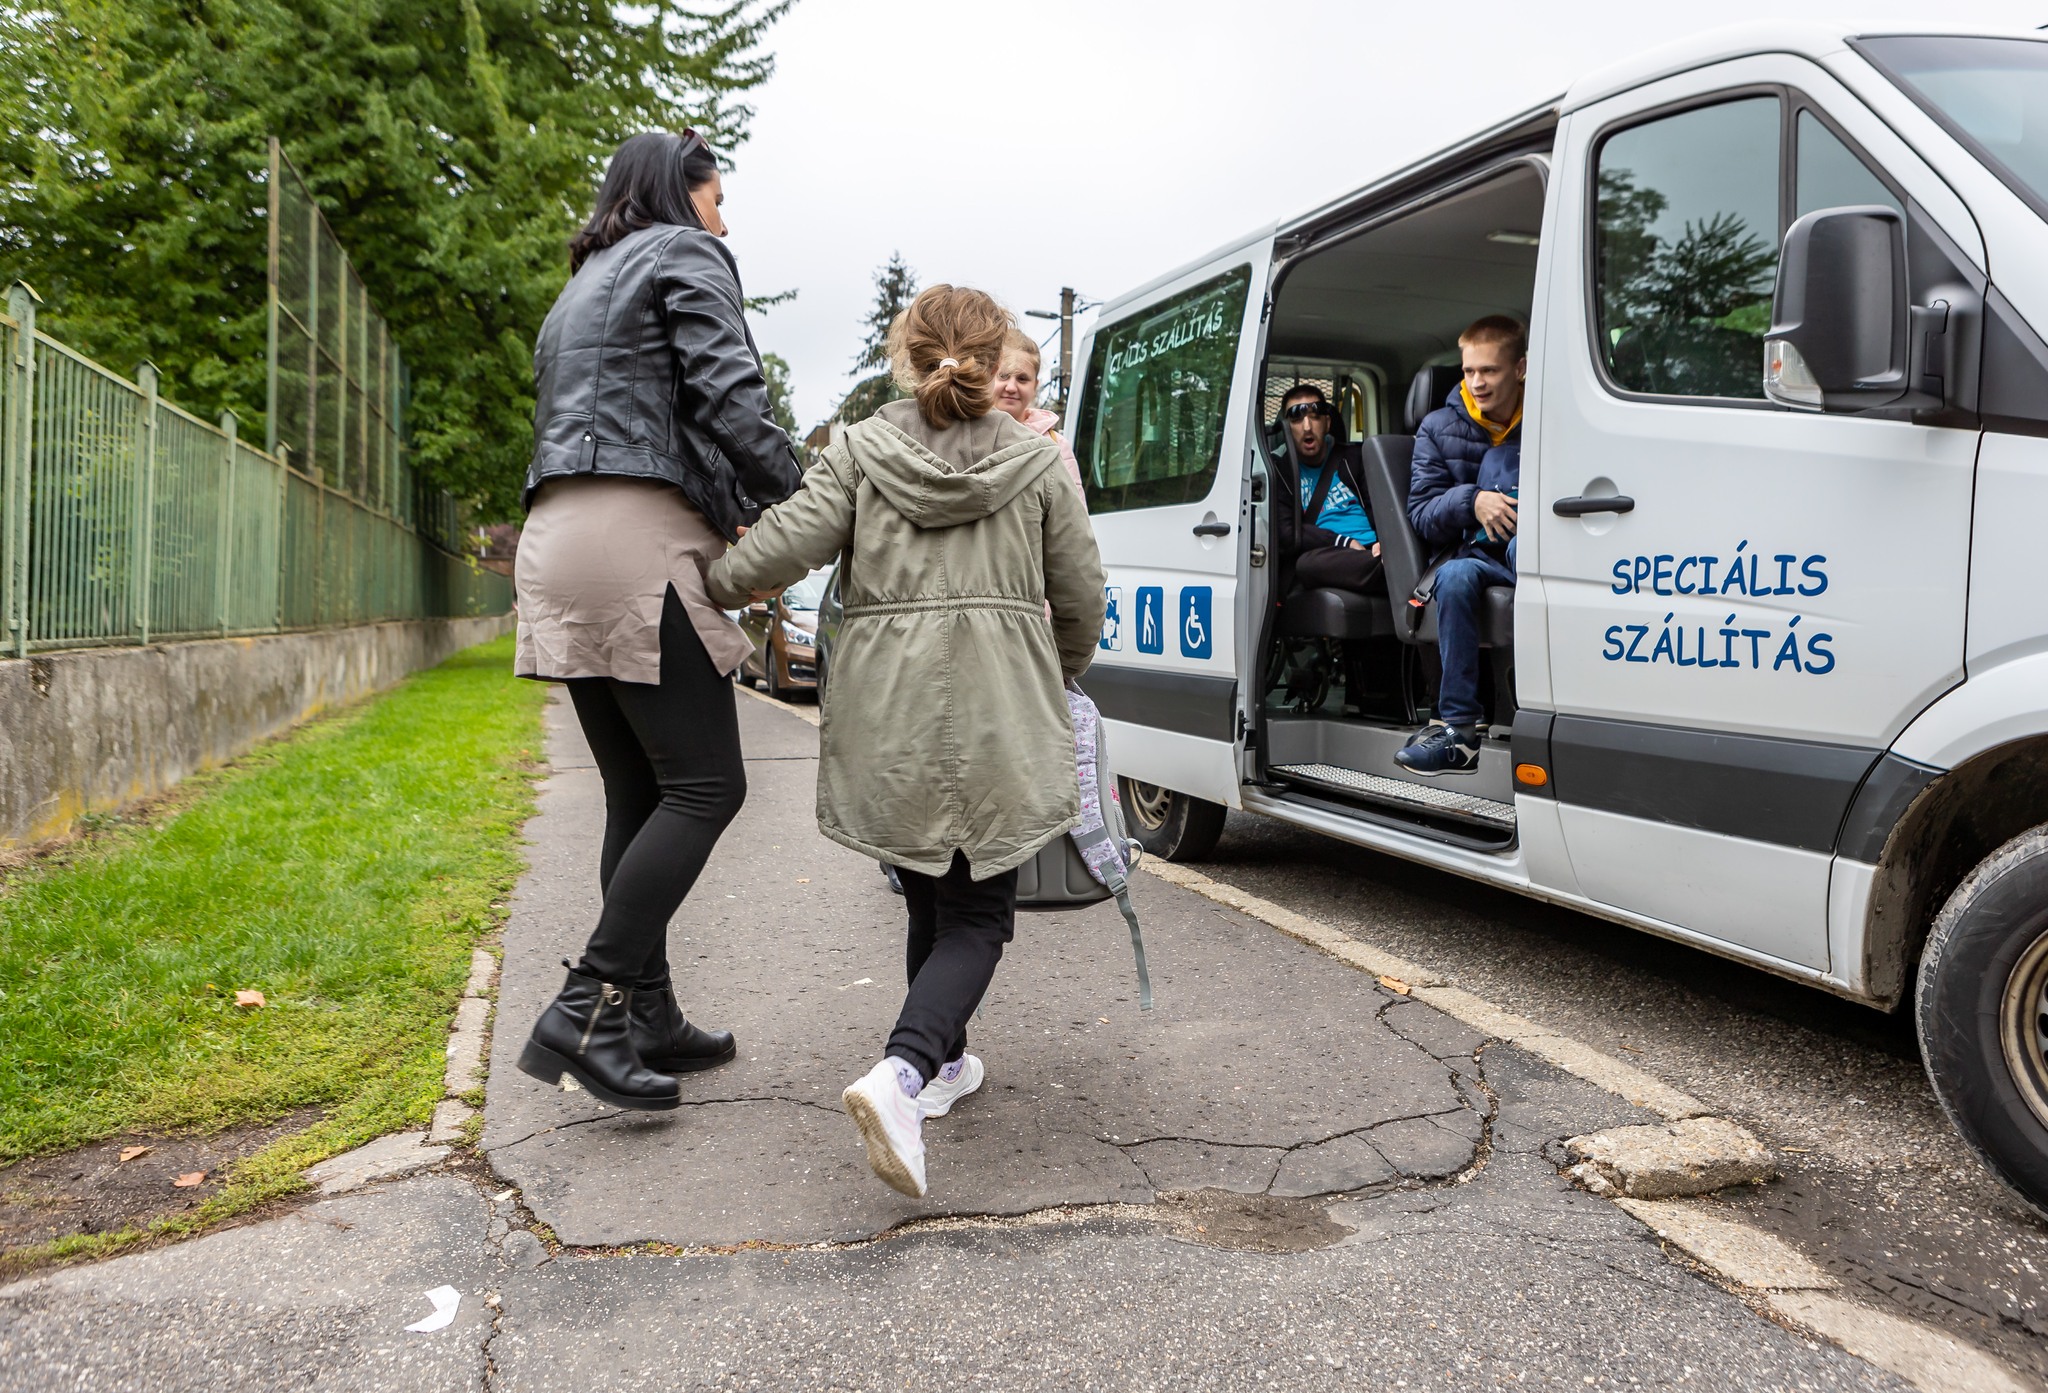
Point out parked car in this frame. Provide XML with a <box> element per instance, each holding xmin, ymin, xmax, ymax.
<box><xmin>812</xmin><ymin>562</ymin><xmax>844</xmax><ymax>698</ymax></box>
<box><xmin>739</xmin><ymin>567</ymin><xmax>831</xmax><ymax>699</ymax></box>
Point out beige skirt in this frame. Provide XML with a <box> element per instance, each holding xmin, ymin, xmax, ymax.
<box><xmin>514</xmin><ymin>477</ymin><xmax>753</xmax><ymax>685</ymax></box>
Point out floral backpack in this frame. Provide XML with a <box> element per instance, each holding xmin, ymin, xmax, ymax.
<box><xmin>1012</xmin><ymin>683</ymin><xmax>1154</xmax><ymax>1010</ymax></box>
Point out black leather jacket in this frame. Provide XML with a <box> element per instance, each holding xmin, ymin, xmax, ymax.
<box><xmin>525</xmin><ymin>224</ymin><xmax>802</xmax><ymax>538</ymax></box>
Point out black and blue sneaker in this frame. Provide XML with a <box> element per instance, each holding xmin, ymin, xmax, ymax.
<box><xmin>1394</xmin><ymin>723</ymin><xmax>1480</xmax><ymax>776</ymax></box>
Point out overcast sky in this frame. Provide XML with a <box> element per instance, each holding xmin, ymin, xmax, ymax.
<box><xmin>729</xmin><ymin>1</ymin><xmax>2041</xmax><ymax>429</ymax></box>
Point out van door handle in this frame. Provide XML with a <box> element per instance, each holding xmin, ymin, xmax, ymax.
<box><xmin>1192</xmin><ymin>521</ymin><xmax>1233</xmax><ymax>537</ymax></box>
<box><xmin>1552</xmin><ymin>494</ymin><xmax>1635</xmax><ymax>517</ymax></box>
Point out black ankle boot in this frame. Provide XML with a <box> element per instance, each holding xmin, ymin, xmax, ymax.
<box><xmin>517</xmin><ymin>961</ymin><xmax>681</xmax><ymax>1110</ymax></box>
<box><xmin>630</xmin><ymin>977</ymin><xmax>738</xmax><ymax>1074</ymax></box>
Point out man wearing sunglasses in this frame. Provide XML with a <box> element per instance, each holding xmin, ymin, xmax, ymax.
<box><xmin>1273</xmin><ymin>384</ymin><xmax>1381</xmax><ymax>599</ymax></box>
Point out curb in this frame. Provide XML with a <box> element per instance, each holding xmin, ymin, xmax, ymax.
<box><xmin>736</xmin><ymin>677</ymin><xmax>821</xmax><ymax>727</ymax></box>
<box><xmin>301</xmin><ymin>946</ymin><xmax>498</xmax><ymax>1190</ymax></box>
<box><xmin>1139</xmin><ymin>857</ymin><xmax>2034</xmax><ymax>1393</ymax></box>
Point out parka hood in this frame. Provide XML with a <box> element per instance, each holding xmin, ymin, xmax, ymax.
<box><xmin>843</xmin><ymin>400</ymin><xmax>1063</xmax><ymax>529</ymax></box>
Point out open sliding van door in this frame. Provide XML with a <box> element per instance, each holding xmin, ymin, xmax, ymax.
<box><xmin>1074</xmin><ymin>238</ymin><xmax>1274</xmax><ymax>830</ymax></box>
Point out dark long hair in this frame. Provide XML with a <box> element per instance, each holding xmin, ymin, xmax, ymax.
<box><xmin>568</xmin><ymin>131</ymin><xmax>718</xmax><ymax>273</ymax></box>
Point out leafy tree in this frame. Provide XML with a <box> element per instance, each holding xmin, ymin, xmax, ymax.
<box><xmin>834</xmin><ymin>251</ymin><xmax>916</xmax><ymax>423</ymax></box>
<box><xmin>0</xmin><ymin>0</ymin><xmax>789</xmax><ymax>520</ymax></box>
<box><xmin>760</xmin><ymin>351</ymin><xmax>799</xmax><ymax>441</ymax></box>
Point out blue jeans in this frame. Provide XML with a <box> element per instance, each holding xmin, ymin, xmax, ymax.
<box><xmin>1433</xmin><ymin>542</ymin><xmax>1516</xmax><ymax>729</ymax></box>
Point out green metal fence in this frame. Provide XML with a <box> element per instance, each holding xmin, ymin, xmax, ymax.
<box><xmin>0</xmin><ymin>283</ymin><xmax>510</xmax><ymax>657</ymax></box>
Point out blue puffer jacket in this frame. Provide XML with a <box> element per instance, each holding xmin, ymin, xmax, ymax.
<box><xmin>1407</xmin><ymin>384</ymin><xmax>1521</xmax><ymax>548</ymax></box>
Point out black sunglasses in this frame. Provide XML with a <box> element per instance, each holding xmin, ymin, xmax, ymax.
<box><xmin>1282</xmin><ymin>401</ymin><xmax>1333</xmax><ymax>422</ymax></box>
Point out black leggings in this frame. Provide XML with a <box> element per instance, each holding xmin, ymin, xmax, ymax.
<box><xmin>889</xmin><ymin>851</ymin><xmax>1018</xmax><ymax>1082</ymax></box>
<box><xmin>564</xmin><ymin>586</ymin><xmax>746</xmax><ymax>987</ymax></box>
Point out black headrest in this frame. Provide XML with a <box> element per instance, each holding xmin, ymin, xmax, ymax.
<box><xmin>1404</xmin><ymin>365</ymin><xmax>1464</xmax><ymax>433</ymax></box>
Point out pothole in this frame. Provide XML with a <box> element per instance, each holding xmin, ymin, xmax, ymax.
<box><xmin>1157</xmin><ymin>1188</ymin><xmax>1357</xmax><ymax>1253</ymax></box>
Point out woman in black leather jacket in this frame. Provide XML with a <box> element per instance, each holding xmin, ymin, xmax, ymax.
<box><xmin>513</xmin><ymin>131</ymin><xmax>802</xmax><ymax>1110</ymax></box>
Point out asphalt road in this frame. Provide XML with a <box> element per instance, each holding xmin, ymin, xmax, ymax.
<box><xmin>0</xmin><ymin>691</ymin><xmax>1947</xmax><ymax>1392</ymax></box>
<box><xmin>1190</xmin><ymin>809</ymin><xmax>2048</xmax><ymax>1382</ymax></box>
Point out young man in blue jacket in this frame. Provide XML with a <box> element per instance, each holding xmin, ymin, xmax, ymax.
<box><xmin>1395</xmin><ymin>316</ymin><xmax>1526</xmax><ymax>776</ymax></box>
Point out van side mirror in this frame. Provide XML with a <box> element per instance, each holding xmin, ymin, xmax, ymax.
<box><xmin>1764</xmin><ymin>206</ymin><xmax>1909</xmax><ymax>411</ymax></box>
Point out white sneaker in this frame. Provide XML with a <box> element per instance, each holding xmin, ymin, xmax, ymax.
<box><xmin>841</xmin><ymin>1059</ymin><xmax>927</xmax><ymax>1198</ymax></box>
<box><xmin>918</xmin><ymin>1054</ymin><xmax>985</xmax><ymax>1119</ymax></box>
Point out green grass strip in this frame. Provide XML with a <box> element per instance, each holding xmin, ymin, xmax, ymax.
<box><xmin>0</xmin><ymin>634</ymin><xmax>543</xmax><ymax>1260</ymax></box>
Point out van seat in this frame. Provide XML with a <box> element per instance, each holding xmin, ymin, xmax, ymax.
<box><xmin>1278</xmin><ymin>584</ymin><xmax>1393</xmax><ymax>640</ymax></box>
<box><xmin>1361</xmin><ymin>434</ymin><xmax>1513</xmax><ymax>650</ymax></box>
<box><xmin>1405</xmin><ymin>365</ymin><xmax>1464</xmax><ymax>432</ymax></box>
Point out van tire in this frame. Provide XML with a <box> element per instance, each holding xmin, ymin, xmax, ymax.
<box><xmin>1118</xmin><ymin>778</ymin><xmax>1226</xmax><ymax>862</ymax></box>
<box><xmin>1916</xmin><ymin>823</ymin><xmax>2048</xmax><ymax>1218</ymax></box>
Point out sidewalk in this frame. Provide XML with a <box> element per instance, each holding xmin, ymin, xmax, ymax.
<box><xmin>0</xmin><ymin>691</ymin><xmax>1920</xmax><ymax>1391</ymax></box>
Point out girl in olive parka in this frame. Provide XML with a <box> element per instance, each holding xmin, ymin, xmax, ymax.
<box><xmin>706</xmin><ymin>285</ymin><xmax>1105</xmax><ymax>1198</ymax></box>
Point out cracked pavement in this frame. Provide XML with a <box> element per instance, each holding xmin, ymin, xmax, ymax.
<box><xmin>0</xmin><ymin>694</ymin><xmax>1922</xmax><ymax>1390</ymax></box>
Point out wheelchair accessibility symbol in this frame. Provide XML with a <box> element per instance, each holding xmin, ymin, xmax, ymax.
<box><xmin>1179</xmin><ymin>586</ymin><xmax>1213</xmax><ymax>660</ymax></box>
<box><xmin>1099</xmin><ymin>586</ymin><xmax>1122</xmax><ymax>651</ymax></box>
<box><xmin>1135</xmin><ymin>587</ymin><xmax>1164</xmax><ymax>655</ymax></box>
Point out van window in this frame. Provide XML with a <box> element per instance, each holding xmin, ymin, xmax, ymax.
<box><xmin>1076</xmin><ymin>264</ymin><xmax>1252</xmax><ymax>514</ymax></box>
<box><xmin>1594</xmin><ymin>97</ymin><xmax>1780</xmax><ymax>400</ymax></box>
<box><xmin>1795</xmin><ymin>110</ymin><xmax>1901</xmax><ymax>220</ymax></box>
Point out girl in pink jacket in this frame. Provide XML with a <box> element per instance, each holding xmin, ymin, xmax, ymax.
<box><xmin>991</xmin><ymin>329</ymin><xmax>1084</xmax><ymax>494</ymax></box>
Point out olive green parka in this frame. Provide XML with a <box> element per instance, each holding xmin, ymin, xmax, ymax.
<box><xmin>705</xmin><ymin>400</ymin><xmax>1106</xmax><ymax>879</ymax></box>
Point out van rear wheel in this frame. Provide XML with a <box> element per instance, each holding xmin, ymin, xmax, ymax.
<box><xmin>1118</xmin><ymin>778</ymin><xmax>1226</xmax><ymax>862</ymax></box>
<box><xmin>1917</xmin><ymin>823</ymin><xmax>2048</xmax><ymax>1217</ymax></box>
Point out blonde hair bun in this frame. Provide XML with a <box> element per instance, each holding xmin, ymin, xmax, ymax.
<box><xmin>886</xmin><ymin>285</ymin><xmax>1013</xmax><ymax>428</ymax></box>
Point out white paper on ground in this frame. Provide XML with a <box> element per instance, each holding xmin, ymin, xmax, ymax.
<box><xmin>404</xmin><ymin>1285</ymin><xmax>462</xmax><ymax>1333</ymax></box>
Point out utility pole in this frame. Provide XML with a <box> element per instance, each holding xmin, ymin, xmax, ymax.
<box><xmin>1057</xmin><ymin>286</ymin><xmax>1075</xmax><ymax>418</ymax></box>
<box><xmin>1026</xmin><ymin>286</ymin><xmax>1080</xmax><ymax>419</ymax></box>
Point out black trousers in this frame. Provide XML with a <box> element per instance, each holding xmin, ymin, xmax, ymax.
<box><xmin>563</xmin><ymin>586</ymin><xmax>746</xmax><ymax>986</ymax></box>
<box><xmin>1293</xmin><ymin>544</ymin><xmax>1384</xmax><ymax>594</ymax></box>
<box><xmin>888</xmin><ymin>851</ymin><xmax>1018</xmax><ymax>1082</ymax></box>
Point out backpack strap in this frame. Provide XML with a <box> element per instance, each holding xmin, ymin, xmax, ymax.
<box><xmin>1068</xmin><ymin>824</ymin><xmax>1153</xmax><ymax>1010</ymax></box>
<box><xmin>1114</xmin><ymin>882</ymin><xmax>1153</xmax><ymax>1012</ymax></box>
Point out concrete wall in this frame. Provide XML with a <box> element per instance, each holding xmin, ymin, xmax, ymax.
<box><xmin>0</xmin><ymin>614</ymin><xmax>514</xmax><ymax>847</ymax></box>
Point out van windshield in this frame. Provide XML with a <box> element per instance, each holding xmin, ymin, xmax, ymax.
<box><xmin>1857</xmin><ymin>35</ymin><xmax>2048</xmax><ymax>221</ymax></box>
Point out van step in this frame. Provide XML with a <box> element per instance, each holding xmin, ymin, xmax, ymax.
<box><xmin>1269</xmin><ymin>762</ymin><xmax>1517</xmax><ymax>830</ymax></box>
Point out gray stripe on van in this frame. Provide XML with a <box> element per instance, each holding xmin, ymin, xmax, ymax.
<box><xmin>1079</xmin><ymin>665</ymin><xmax>1239</xmax><ymax>744</ymax></box>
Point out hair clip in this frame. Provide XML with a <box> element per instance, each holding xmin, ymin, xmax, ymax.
<box><xmin>938</xmin><ymin>358</ymin><xmax>959</xmax><ymax>370</ymax></box>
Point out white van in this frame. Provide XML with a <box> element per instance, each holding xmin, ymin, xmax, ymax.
<box><xmin>1070</xmin><ymin>24</ymin><xmax>2048</xmax><ymax>1209</ymax></box>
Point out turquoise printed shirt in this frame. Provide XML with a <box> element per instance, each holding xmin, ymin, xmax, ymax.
<box><xmin>1299</xmin><ymin>461</ymin><xmax>1377</xmax><ymax>547</ymax></box>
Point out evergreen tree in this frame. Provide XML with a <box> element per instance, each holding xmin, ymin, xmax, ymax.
<box><xmin>835</xmin><ymin>251</ymin><xmax>917</xmax><ymax>423</ymax></box>
<box><xmin>0</xmin><ymin>0</ymin><xmax>789</xmax><ymax>520</ymax></box>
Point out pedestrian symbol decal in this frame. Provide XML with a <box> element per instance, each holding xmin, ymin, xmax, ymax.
<box><xmin>1179</xmin><ymin>587</ymin><xmax>1213</xmax><ymax>660</ymax></box>
<box><xmin>1099</xmin><ymin>587</ymin><xmax>1123</xmax><ymax>651</ymax></box>
<box><xmin>1135</xmin><ymin>587</ymin><xmax>1164</xmax><ymax>654</ymax></box>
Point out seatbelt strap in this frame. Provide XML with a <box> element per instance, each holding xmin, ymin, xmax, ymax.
<box><xmin>1303</xmin><ymin>457</ymin><xmax>1338</xmax><ymax>534</ymax></box>
<box><xmin>1407</xmin><ymin>543</ymin><xmax>1456</xmax><ymax>635</ymax></box>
